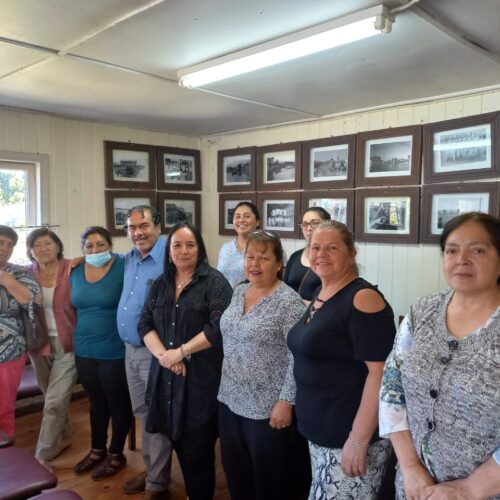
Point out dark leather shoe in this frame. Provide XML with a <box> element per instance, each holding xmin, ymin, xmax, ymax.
<box><xmin>74</xmin><ymin>449</ymin><xmax>106</xmax><ymax>475</ymax></box>
<box><xmin>91</xmin><ymin>453</ymin><xmax>127</xmax><ymax>480</ymax></box>
<box><xmin>124</xmin><ymin>471</ymin><xmax>147</xmax><ymax>494</ymax></box>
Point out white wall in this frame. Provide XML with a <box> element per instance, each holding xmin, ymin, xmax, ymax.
<box><xmin>202</xmin><ymin>89</ymin><xmax>500</xmax><ymax>319</ymax></box>
<box><xmin>0</xmin><ymin>108</ymin><xmax>200</xmax><ymax>256</ymax></box>
<box><xmin>1</xmin><ymin>88</ymin><xmax>499</xmax><ymax>320</ymax></box>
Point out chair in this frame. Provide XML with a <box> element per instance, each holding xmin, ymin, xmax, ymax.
<box><xmin>0</xmin><ymin>447</ymin><xmax>57</xmax><ymax>499</ymax></box>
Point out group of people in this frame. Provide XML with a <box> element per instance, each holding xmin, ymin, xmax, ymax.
<box><xmin>0</xmin><ymin>201</ymin><xmax>498</xmax><ymax>500</ymax></box>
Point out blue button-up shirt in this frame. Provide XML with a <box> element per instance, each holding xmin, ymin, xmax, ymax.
<box><xmin>117</xmin><ymin>236</ymin><xmax>166</xmax><ymax>345</ymax></box>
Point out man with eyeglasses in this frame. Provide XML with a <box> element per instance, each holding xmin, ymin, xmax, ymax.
<box><xmin>118</xmin><ymin>205</ymin><xmax>172</xmax><ymax>500</ymax></box>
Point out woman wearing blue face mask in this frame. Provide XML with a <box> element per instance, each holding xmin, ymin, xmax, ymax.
<box><xmin>70</xmin><ymin>226</ymin><xmax>132</xmax><ymax>480</ymax></box>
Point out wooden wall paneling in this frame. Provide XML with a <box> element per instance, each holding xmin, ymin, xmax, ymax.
<box><xmin>5</xmin><ymin>109</ymin><xmax>23</xmax><ymax>152</ymax></box>
<box><xmin>80</xmin><ymin>121</ymin><xmax>98</xmax><ymax>226</ymax></box>
<box><xmin>0</xmin><ymin>109</ymin><xmax>7</xmax><ymax>150</ymax></box>
<box><xmin>376</xmin><ymin>243</ymin><xmax>393</xmax><ymax>302</ymax></box>
<box><xmin>404</xmin><ymin>245</ymin><xmax>423</xmax><ymax>312</ymax></box>
<box><xmin>21</xmin><ymin>112</ymin><xmax>38</xmax><ymax>153</ymax></box>
<box><xmin>360</xmin><ymin>242</ymin><xmax>379</xmax><ymax>286</ymax></box>
<box><xmin>390</xmin><ymin>245</ymin><xmax>408</xmax><ymax>319</ymax></box>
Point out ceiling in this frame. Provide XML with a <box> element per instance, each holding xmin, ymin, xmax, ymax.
<box><xmin>1</xmin><ymin>0</ymin><xmax>500</xmax><ymax>137</ymax></box>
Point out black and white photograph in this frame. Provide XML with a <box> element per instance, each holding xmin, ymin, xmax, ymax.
<box><xmin>355</xmin><ymin>187</ymin><xmax>420</xmax><ymax>243</ymax></box>
<box><xmin>433</xmin><ymin>124</ymin><xmax>491</xmax><ymax>173</ymax></box>
<box><xmin>310</xmin><ymin>144</ymin><xmax>349</xmax><ymax>182</ymax></box>
<box><xmin>162</xmin><ymin>153</ymin><xmax>195</xmax><ymax>184</ymax></box>
<box><xmin>365</xmin><ymin>136</ymin><xmax>413</xmax><ymax>177</ymax></box>
<box><xmin>218</xmin><ymin>147</ymin><xmax>256</xmax><ymax>192</ymax></box>
<box><xmin>264</xmin><ymin>150</ymin><xmax>296</xmax><ymax>183</ymax></box>
<box><xmin>157</xmin><ymin>192</ymin><xmax>201</xmax><ymax>233</ymax></box>
<box><xmin>309</xmin><ymin>197</ymin><xmax>347</xmax><ymax>224</ymax></box>
<box><xmin>112</xmin><ymin>150</ymin><xmax>150</xmax><ymax>182</ymax></box>
<box><xmin>356</xmin><ymin>126</ymin><xmax>422</xmax><ymax>186</ymax></box>
<box><xmin>105</xmin><ymin>190</ymin><xmax>156</xmax><ymax>236</ymax></box>
<box><xmin>421</xmin><ymin>183</ymin><xmax>498</xmax><ymax>243</ymax></box>
<box><xmin>223</xmin><ymin>154</ymin><xmax>251</xmax><ymax>185</ymax></box>
<box><xmin>302</xmin><ymin>190</ymin><xmax>354</xmax><ymax>231</ymax></box>
<box><xmin>264</xmin><ymin>200</ymin><xmax>295</xmax><ymax>231</ymax></box>
<box><xmin>257</xmin><ymin>142</ymin><xmax>302</xmax><ymax>191</ymax></box>
<box><xmin>423</xmin><ymin>113</ymin><xmax>499</xmax><ymax>183</ymax></box>
<box><xmin>156</xmin><ymin>146</ymin><xmax>201</xmax><ymax>190</ymax></box>
<box><xmin>366</xmin><ymin>197</ymin><xmax>410</xmax><ymax>233</ymax></box>
<box><xmin>105</xmin><ymin>141</ymin><xmax>156</xmax><ymax>190</ymax></box>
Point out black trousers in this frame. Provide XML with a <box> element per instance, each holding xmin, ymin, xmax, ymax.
<box><xmin>218</xmin><ymin>402</ymin><xmax>294</xmax><ymax>500</ymax></box>
<box><xmin>75</xmin><ymin>356</ymin><xmax>132</xmax><ymax>454</ymax></box>
<box><xmin>172</xmin><ymin>413</ymin><xmax>219</xmax><ymax>500</ymax></box>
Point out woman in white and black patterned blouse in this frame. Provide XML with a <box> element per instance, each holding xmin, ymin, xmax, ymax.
<box><xmin>218</xmin><ymin>230</ymin><xmax>306</xmax><ymax>500</ymax></box>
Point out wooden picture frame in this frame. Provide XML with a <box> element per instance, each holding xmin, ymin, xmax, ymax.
<box><xmin>157</xmin><ymin>192</ymin><xmax>201</xmax><ymax>233</ymax></box>
<box><xmin>105</xmin><ymin>141</ymin><xmax>156</xmax><ymax>190</ymax></box>
<box><xmin>301</xmin><ymin>190</ymin><xmax>355</xmax><ymax>234</ymax></box>
<box><xmin>156</xmin><ymin>146</ymin><xmax>201</xmax><ymax>191</ymax></box>
<box><xmin>218</xmin><ymin>193</ymin><xmax>257</xmax><ymax>236</ymax></box>
<box><xmin>355</xmin><ymin>187</ymin><xmax>420</xmax><ymax>244</ymax></box>
<box><xmin>423</xmin><ymin>112</ymin><xmax>499</xmax><ymax>183</ymax></box>
<box><xmin>420</xmin><ymin>182</ymin><xmax>499</xmax><ymax>243</ymax></box>
<box><xmin>257</xmin><ymin>192</ymin><xmax>301</xmax><ymax>239</ymax></box>
<box><xmin>217</xmin><ymin>147</ymin><xmax>256</xmax><ymax>192</ymax></box>
<box><xmin>105</xmin><ymin>190</ymin><xmax>157</xmax><ymax>236</ymax></box>
<box><xmin>302</xmin><ymin>135</ymin><xmax>356</xmax><ymax>189</ymax></box>
<box><xmin>256</xmin><ymin>142</ymin><xmax>302</xmax><ymax>191</ymax></box>
<box><xmin>356</xmin><ymin>126</ymin><xmax>422</xmax><ymax>186</ymax></box>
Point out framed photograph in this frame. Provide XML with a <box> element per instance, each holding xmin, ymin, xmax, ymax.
<box><xmin>157</xmin><ymin>192</ymin><xmax>201</xmax><ymax>233</ymax></box>
<box><xmin>218</xmin><ymin>147</ymin><xmax>256</xmax><ymax>192</ymax></box>
<box><xmin>257</xmin><ymin>192</ymin><xmax>301</xmax><ymax>239</ymax></box>
<box><xmin>156</xmin><ymin>146</ymin><xmax>201</xmax><ymax>191</ymax></box>
<box><xmin>356</xmin><ymin>126</ymin><xmax>422</xmax><ymax>186</ymax></box>
<box><xmin>256</xmin><ymin>142</ymin><xmax>302</xmax><ymax>191</ymax></box>
<box><xmin>105</xmin><ymin>141</ymin><xmax>156</xmax><ymax>190</ymax></box>
<box><xmin>421</xmin><ymin>183</ymin><xmax>499</xmax><ymax>243</ymax></box>
<box><xmin>219</xmin><ymin>193</ymin><xmax>257</xmax><ymax>236</ymax></box>
<box><xmin>301</xmin><ymin>190</ymin><xmax>355</xmax><ymax>233</ymax></box>
<box><xmin>355</xmin><ymin>187</ymin><xmax>420</xmax><ymax>244</ymax></box>
<box><xmin>105</xmin><ymin>190</ymin><xmax>157</xmax><ymax>236</ymax></box>
<box><xmin>423</xmin><ymin>113</ymin><xmax>499</xmax><ymax>183</ymax></box>
<box><xmin>302</xmin><ymin>135</ymin><xmax>356</xmax><ymax>189</ymax></box>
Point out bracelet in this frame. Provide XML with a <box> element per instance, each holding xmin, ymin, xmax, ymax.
<box><xmin>180</xmin><ymin>343</ymin><xmax>192</xmax><ymax>361</ymax></box>
<box><xmin>348</xmin><ymin>432</ymin><xmax>370</xmax><ymax>449</ymax></box>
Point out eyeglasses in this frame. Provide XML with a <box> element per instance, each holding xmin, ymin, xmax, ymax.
<box><xmin>299</xmin><ymin>219</ymin><xmax>321</xmax><ymax>230</ymax></box>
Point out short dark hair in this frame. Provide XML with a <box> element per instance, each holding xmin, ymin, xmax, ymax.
<box><xmin>0</xmin><ymin>225</ymin><xmax>18</xmax><ymax>245</ymax></box>
<box><xmin>234</xmin><ymin>202</ymin><xmax>261</xmax><ymax>224</ymax></box>
<box><xmin>126</xmin><ymin>205</ymin><xmax>161</xmax><ymax>228</ymax></box>
<box><xmin>440</xmin><ymin>212</ymin><xmax>500</xmax><ymax>254</ymax></box>
<box><xmin>164</xmin><ymin>222</ymin><xmax>208</xmax><ymax>278</ymax></box>
<box><xmin>302</xmin><ymin>206</ymin><xmax>331</xmax><ymax>221</ymax></box>
<box><xmin>26</xmin><ymin>228</ymin><xmax>64</xmax><ymax>261</ymax></box>
<box><xmin>80</xmin><ymin>226</ymin><xmax>113</xmax><ymax>249</ymax></box>
<box><xmin>246</xmin><ymin>230</ymin><xmax>284</xmax><ymax>280</ymax></box>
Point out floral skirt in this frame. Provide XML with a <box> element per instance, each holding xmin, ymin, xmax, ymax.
<box><xmin>308</xmin><ymin>438</ymin><xmax>392</xmax><ymax>500</ymax></box>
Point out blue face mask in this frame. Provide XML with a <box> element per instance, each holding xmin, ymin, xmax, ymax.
<box><xmin>85</xmin><ymin>250</ymin><xmax>112</xmax><ymax>268</ymax></box>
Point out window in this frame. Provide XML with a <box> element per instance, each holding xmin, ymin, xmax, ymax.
<box><xmin>0</xmin><ymin>152</ymin><xmax>49</xmax><ymax>264</ymax></box>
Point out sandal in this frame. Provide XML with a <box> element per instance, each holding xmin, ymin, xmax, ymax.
<box><xmin>74</xmin><ymin>449</ymin><xmax>107</xmax><ymax>475</ymax></box>
<box><xmin>91</xmin><ymin>452</ymin><xmax>127</xmax><ymax>480</ymax></box>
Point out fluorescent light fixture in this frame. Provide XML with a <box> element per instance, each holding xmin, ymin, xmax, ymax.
<box><xmin>178</xmin><ymin>4</ymin><xmax>392</xmax><ymax>88</ymax></box>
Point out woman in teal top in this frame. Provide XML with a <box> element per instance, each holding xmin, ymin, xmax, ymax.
<box><xmin>70</xmin><ymin>226</ymin><xmax>132</xmax><ymax>480</ymax></box>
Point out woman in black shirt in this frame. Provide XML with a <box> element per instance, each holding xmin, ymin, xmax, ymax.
<box><xmin>284</xmin><ymin>206</ymin><xmax>330</xmax><ymax>303</ymax></box>
<box><xmin>139</xmin><ymin>222</ymin><xmax>232</xmax><ymax>500</ymax></box>
<box><xmin>287</xmin><ymin>220</ymin><xmax>396</xmax><ymax>499</ymax></box>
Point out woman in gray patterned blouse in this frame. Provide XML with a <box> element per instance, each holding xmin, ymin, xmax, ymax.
<box><xmin>0</xmin><ymin>225</ymin><xmax>41</xmax><ymax>439</ymax></box>
<box><xmin>380</xmin><ymin>212</ymin><xmax>500</xmax><ymax>500</ymax></box>
<box><xmin>218</xmin><ymin>230</ymin><xmax>306</xmax><ymax>500</ymax></box>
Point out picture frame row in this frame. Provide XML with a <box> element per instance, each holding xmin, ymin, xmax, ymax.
<box><xmin>220</xmin><ymin>182</ymin><xmax>500</xmax><ymax>244</ymax></box>
<box><xmin>105</xmin><ymin>191</ymin><xmax>201</xmax><ymax>236</ymax></box>
<box><xmin>217</xmin><ymin>112</ymin><xmax>500</xmax><ymax>191</ymax></box>
<box><xmin>105</xmin><ymin>141</ymin><xmax>201</xmax><ymax>191</ymax></box>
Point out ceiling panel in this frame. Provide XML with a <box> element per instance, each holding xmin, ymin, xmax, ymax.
<box><xmin>0</xmin><ymin>57</ymin><xmax>306</xmax><ymax>135</ymax></box>
<box><xmin>0</xmin><ymin>43</ymin><xmax>48</xmax><ymax>78</ymax></box>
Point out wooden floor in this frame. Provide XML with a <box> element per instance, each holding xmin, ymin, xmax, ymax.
<box><xmin>14</xmin><ymin>398</ymin><xmax>230</xmax><ymax>499</ymax></box>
